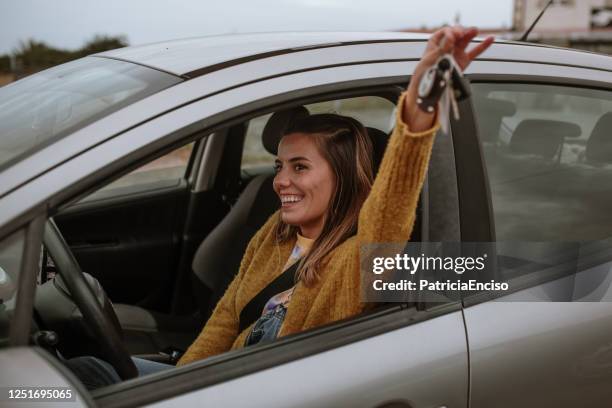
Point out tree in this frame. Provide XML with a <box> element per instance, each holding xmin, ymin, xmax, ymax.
<box><xmin>1</xmin><ymin>35</ymin><xmax>129</xmax><ymax>76</ymax></box>
<box><xmin>13</xmin><ymin>39</ymin><xmax>72</xmax><ymax>72</ymax></box>
<box><xmin>76</xmin><ymin>34</ymin><xmax>128</xmax><ymax>58</ymax></box>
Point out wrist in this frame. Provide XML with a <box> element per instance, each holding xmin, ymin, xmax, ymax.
<box><xmin>402</xmin><ymin>84</ymin><xmax>437</xmax><ymax>132</ymax></box>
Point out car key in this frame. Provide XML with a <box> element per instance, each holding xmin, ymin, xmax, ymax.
<box><xmin>417</xmin><ymin>55</ymin><xmax>452</xmax><ymax>114</ymax></box>
<box><xmin>417</xmin><ymin>53</ymin><xmax>469</xmax><ymax>131</ymax></box>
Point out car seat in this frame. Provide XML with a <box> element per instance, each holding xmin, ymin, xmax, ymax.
<box><xmin>509</xmin><ymin>119</ymin><xmax>580</xmax><ymax>160</ymax></box>
<box><xmin>585</xmin><ymin>112</ymin><xmax>612</xmax><ymax>164</ymax></box>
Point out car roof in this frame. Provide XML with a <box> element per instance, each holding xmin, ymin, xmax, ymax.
<box><xmin>94</xmin><ymin>31</ymin><xmax>611</xmax><ymax>78</ymax></box>
<box><xmin>94</xmin><ymin>32</ymin><xmax>432</xmax><ymax>77</ymax></box>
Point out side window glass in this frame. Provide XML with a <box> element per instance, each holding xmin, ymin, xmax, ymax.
<box><xmin>473</xmin><ymin>83</ymin><xmax>612</xmax><ymax>297</ymax></box>
<box><xmin>0</xmin><ymin>229</ymin><xmax>26</xmax><ymax>343</ymax></box>
<box><xmin>83</xmin><ymin>143</ymin><xmax>194</xmax><ymax>201</ymax></box>
<box><xmin>242</xmin><ymin>113</ymin><xmax>275</xmax><ymax>174</ymax></box>
<box><xmin>473</xmin><ymin>83</ymin><xmax>612</xmax><ymax>242</ymax></box>
<box><xmin>241</xmin><ymin>96</ymin><xmax>396</xmax><ymax>175</ymax></box>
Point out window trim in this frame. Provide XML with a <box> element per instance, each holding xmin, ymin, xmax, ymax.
<box><xmin>7</xmin><ymin>213</ymin><xmax>45</xmax><ymax>346</ymax></box>
<box><xmin>450</xmin><ymin>89</ymin><xmax>495</xmax><ymax>244</ymax></box>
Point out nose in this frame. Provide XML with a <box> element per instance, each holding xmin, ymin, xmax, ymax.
<box><xmin>273</xmin><ymin>168</ymin><xmax>291</xmax><ymax>191</ymax></box>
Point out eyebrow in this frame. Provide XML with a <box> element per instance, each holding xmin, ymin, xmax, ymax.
<box><xmin>275</xmin><ymin>156</ymin><xmax>311</xmax><ymax>163</ymax></box>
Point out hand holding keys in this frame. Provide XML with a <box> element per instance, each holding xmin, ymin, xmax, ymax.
<box><xmin>403</xmin><ymin>27</ymin><xmax>494</xmax><ymax>133</ymax></box>
<box><xmin>416</xmin><ymin>53</ymin><xmax>470</xmax><ymax>133</ymax></box>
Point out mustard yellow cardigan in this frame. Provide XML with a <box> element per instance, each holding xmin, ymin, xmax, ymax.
<box><xmin>177</xmin><ymin>91</ymin><xmax>440</xmax><ymax>366</ymax></box>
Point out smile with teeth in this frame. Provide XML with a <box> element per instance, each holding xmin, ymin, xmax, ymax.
<box><xmin>280</xmin><ymin>195</ymin><xmax>304</xmax><ymax>205</ymax></box>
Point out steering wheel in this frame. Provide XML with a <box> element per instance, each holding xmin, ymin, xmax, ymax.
<box><xmin>43</xmin><ymin>219</ymin><xmax>138</xmax><ymax>380</ymax></box>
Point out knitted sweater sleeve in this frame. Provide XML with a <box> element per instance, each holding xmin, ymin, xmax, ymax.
<box><xmin>176</xmin><ymin>221</ymin><xmax>267</xmax><ymax>366</ymax></box>
<box><xmin>357</xmin><ymin>91</ymin><xmax>440</xmax><ymax>244</ymax></box>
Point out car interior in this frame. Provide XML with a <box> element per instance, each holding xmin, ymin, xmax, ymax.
<box><xmin>31</xmin><ymin>90</ymin><xmax>420</xmax><ymax>376</ymax></box>
<box><xmin>473</xmin><ymin>84</ymin><xmax>612</xmax><ymax>285</ymax></box>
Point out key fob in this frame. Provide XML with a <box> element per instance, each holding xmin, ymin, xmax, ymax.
<box><xmin>417</xmin><ymin>56</ymin><xmax>452</xmax><ymax>113</ymax></box>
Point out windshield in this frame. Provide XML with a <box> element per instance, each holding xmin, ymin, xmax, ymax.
<box><xmin>0</xmin><ymin>57</ymin><xmax>182</xmax><ymax>171</ymax></box>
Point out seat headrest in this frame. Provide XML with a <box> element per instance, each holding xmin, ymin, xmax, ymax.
<box><xmin>262</xmin><ymin>106</ymin><xmax>310</xmax><ymax>155</ymax></box>
<box><xmin>478</xmin><ymin>97</ymin><xmax>516</xmax><ymax>117</ymax></box>
<box><xmin>585</xmin><ymin>112</ymin><xmax>612</xmax><ymax>163</ymax></box>
<box><xmin>475</xmin><ymin>97</ymin><xmax>517</xmax><ymax>141</ymax></box>
<box><xmin>261</xmin><ymin>107</ymin><xmax>390</xmax><ymax>174</ymax></box>
<box><xmin>510</xmin><ymin>119</ymin><xmax>580</xmax><ymax>159</ymax></box>
<box><xmin>366</xmin><ymin>127</ymin><xmax>389</xmax><ymax>175</ymax></box>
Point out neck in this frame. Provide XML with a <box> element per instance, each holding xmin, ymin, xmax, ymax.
<box><xmin>299</xmin><ymin>220</ymin><xmax>323</xmax><ymax>240</ymax></box>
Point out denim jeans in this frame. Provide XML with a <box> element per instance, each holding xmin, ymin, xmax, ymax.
<box><xmin>244</xmin><ymin>305</ymin><xmax>287</xmax><ymax>346</ymax></box>
<box><xmin>65</xmin><ymin>356</ymin><xmax>172</xmax><ymax>390</ymax></box>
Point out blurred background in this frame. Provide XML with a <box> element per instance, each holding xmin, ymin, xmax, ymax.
<box><xmin>0</xmin><ymin>0</ymin><xmax>610</xmax><ymax>87</ymax></box>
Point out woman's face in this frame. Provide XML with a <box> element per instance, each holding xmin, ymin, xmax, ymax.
<box><xmin>273</xmin><ymin>132</ymin><xmax>336</xmax><ymax>239</ymax></box>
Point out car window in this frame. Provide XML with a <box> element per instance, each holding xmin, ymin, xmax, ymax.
<box><xmin>473</xmin><ymin>83</ymin><xmax>612</xmax><ymax>289</ymax></box>
<box><xmin>0</xmin><ymin>229</ymin><xmax>26</xmax><ymax>345</ymax></box>
<box><xmin>81</xmin><ymin>143</ymin><xmax>194</xmax><ymax>202</ymax></box>
<box><xmin>473</xmin><ymin>83</ymin><xmax>612</xmax><ymax>242</ymax></box>
<box><xmin>241</xmin><ymin>96</ymin><xmax>396</xmax><ymax>174</ymax></box>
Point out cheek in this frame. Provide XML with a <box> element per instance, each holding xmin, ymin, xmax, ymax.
<box><xmin>309</xmin><ymin>171</ymin><xmax>335</xmax><ymax>206</ymax></box>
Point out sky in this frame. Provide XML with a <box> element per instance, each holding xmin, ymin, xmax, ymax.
<box><xmin>0</xmin><ymin>0</ymin><xmax>514</xmax><ymax>54</ymax></box>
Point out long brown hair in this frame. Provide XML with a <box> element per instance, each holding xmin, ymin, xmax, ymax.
<box><xmin>274</xmin><ymin>113</ymin><xmax>375</xmax><ymax>286</ymax></box>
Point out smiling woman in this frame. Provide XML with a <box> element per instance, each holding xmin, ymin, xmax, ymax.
<box><xmin>57</xmin><ymin>26</ymin><xmax>494</xmax><ymax>389</ymax></box>
<box><xmin>176</xmin><ymin>26</ymin><xmax>494</xmax><ymax>366</ymax></box>
<box><xmin>273</xmin><ymin>114</ymin><xmax>374</xmax><ymax>285</ymax></box>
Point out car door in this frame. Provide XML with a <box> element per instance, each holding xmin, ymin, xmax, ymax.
<box><xmin>0</xmin><ymin>52</ymin><xmax>469</xmax><ymax>405</ymax></box>
<box><xmin>53</xmin><ymin>144</ymin><xmax>196</xmax><ymax>307</ymax></box>
<box><xmin>71</xmin><ymin>61</ymin><xmax>468</xmax><ymax>406</ymax></box>
<box><xmin>145</xmin><ymin>308</ymin><xmax>467</xmax><ymax>408</ymax></box>
<box><xmin>461</xmin><ymin>64</ymin><xmax>612</xmax><ymax>407</ymax></box>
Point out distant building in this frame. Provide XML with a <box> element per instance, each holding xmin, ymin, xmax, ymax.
<box><xmin>399</xmin><ymin>0</ymin><xmax>612</xmax><ymax>55</ymax></box>
<box><xmin>511</xmin><ymin>0</ymin><xmax>612</xmax><ymax>53</ymax></box>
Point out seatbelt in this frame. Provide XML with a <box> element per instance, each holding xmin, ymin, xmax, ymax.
<box><xmin>238</xmin><ymin>261</ymin><xmax>300</xmax><ymax>332</ymax></box>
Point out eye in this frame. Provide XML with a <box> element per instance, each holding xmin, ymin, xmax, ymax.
<box><xmin>294</xmin><ymin>163</ymin><xmax>307</xmax><ymax>172</ymax></box>
<box><xmin>273</xmin><ymin>163</ymin><xmax>282</xmax><ymax>173</ymax></box>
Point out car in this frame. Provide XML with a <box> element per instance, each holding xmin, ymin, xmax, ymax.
<box><xmin>592</xmin><ymin>9</ymin><xmax>612</xmax><ymax>28</ymax></box>
<box><xmin>0</xmin><ymin>31</ymin><xmax>611</xmax><ymax>408</ymax></box>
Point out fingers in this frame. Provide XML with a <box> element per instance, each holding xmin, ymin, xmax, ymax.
<box><xmin>440</xmin><ymin>27</ymin><xmax>456</xmax><ymax>53</ymax></box>
<box><xmin>466</xmin><ymin>35</ymin><xmax>495</xmax><ymax>60</ymax></box>
<box><xmin>430</xmin><ymin>29</ymin><xmax>446</xmax><ymax>44</ymax></box>
<box><xmin>424</xmin><ymin>27</ymin><xmax>494</xmax><ymax>71</ymax></box>
<box><xmin>456</xmin><ymin>27</ymin><xmax>478</xmax><ymax>50</ymax></box>
<box><xmin>428</xmin><ymin>26</ymin><xmax>456</xmax><ymax>55</ymax></box>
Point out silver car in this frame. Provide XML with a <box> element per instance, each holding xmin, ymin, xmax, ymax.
<box><xmin>0</xmin><ymin>32</ymin><xmax>611</xmax><ymax>408</ymax></box>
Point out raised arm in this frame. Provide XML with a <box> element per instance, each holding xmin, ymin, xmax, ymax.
<box><xmin>358</xmin><ymin>26</ymin><xmax>493</xmax><ymax>244</ymax></box>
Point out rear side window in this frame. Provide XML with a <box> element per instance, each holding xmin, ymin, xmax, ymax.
<box><xmin>473</xmin><ymin>83</ymin><xmax>612</xmax><ymax>296</ymax></box>
<box><xmin>80</xmin><ymin>142</ymin><xmax>195</xmax><ymax>202</ymax></box>
<box><xmin>241</xmin><ymin>96</ymin><xmax>396</xmax><ymax>174</ymax></box>
<box><xmin>473</xmin><ymin>83</ymin><xmax>612</xmax><ymax>242</ymax></box>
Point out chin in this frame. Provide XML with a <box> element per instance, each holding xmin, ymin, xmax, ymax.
<box><xmin>280</xmin><ymin>212</ymin><xmax>302</xmax><ymax>226</ymax></box>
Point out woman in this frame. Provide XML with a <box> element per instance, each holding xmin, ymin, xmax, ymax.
<box><xmin>67</xmin><ymin>26</ymin><xmax>493</xmax><ymax>388</ymax></box>
<box><xmin>176</xmin><ymin>26</ymin><xmax>494</xmax><ymax>366</ymax></box>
